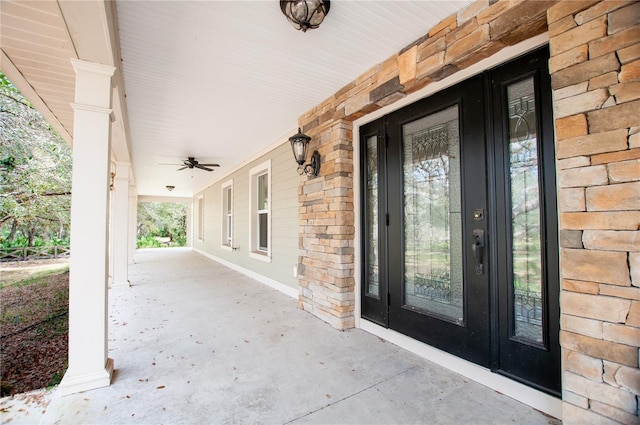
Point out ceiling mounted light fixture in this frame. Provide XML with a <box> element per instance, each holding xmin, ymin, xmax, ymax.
<box><xmin>280</xmin><ymin>0</ymin><xmax>330</xmax><ymax>32</ymax></box>
<box><xmin>166</xmin><ymin>185</ymin><xmax>175</xmax><ymax>191</ymax></box>
<box><xmin>289</xmin><ymin>128</ymin><xmax>320</xmax><ymax>177</ymax></box>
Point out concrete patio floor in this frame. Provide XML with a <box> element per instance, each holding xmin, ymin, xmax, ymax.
<box><xmin>41</xmin><ymin>248</ymin><xmax>559</xmax><ymax>424</ymax></box>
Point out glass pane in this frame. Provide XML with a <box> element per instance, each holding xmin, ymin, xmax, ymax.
<box><xmin>507</xmin><ymin>77</ymin><xmax>543</xmax><ymax>343</ymax></box>
<box><xmin>365</xmin><ymin>135</ymin><xmax>379</xmax><ymax>297</ymax></box>
<box><xmin>226</xmin><ymin>187</ymin><xmax>232</xmax><ymax>215</ymax></box>
<box><xmin>258</xmin><ymin>173</ymin><xmax>268</xmax><ymax>211</ymax></box>
<box><xmin>402</xmin><ymin>105</ymin><xmax>463</xmax><ymax>324</ymax></box>
<box><xmin>258</xmin><ymin>212</ymin><xmax>268</xmax><ymax>251</ymax></box>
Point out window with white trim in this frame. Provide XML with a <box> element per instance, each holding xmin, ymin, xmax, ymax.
<box><xmin>197</xmin><ymin>195</ymin><xmax>204</xmax><ymax>241</ymax></box>
<box><xmin>249</xmin><ymin>160</ymin><xmax>271</xmax><ymax>261</ymax></box>
<box><xmin>221</xmin><ymin>180</ymin><xmax>233</xmax><ymax>249</ymax></box>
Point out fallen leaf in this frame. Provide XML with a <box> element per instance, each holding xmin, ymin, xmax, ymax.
<box><xmin>156</xmin><ymin>385</ymin><xmax>165</xmax><ymax>389</ymax></box>
<box><xmin>326</xmin><ymin>394</ymin><xmax>331</xmax><ymax>399</ymax></box>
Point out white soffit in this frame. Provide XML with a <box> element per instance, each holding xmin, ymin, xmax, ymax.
<box><xmin>0</xmin><ymin>0</ymin><xmax>77</xmax><ymax>141</ymax></box>
<box><xmin>115</xmin><ymin>0</ymin><xmax>473</xmax><ymax>197</ymax></box>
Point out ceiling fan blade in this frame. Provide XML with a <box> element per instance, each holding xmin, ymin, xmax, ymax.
<box><xmin>177</xmin><ymin>166</ymin><xmax>188</xmax><ymax>171</ymax></box>
<box><xmin>195</xmin><ymin>164</ymin><xmax>214</xmax><ymax>171</ymax></box>
<box><xmin>198</xmin><ymin>163</ymin><xmax>220</xmax><ymax>167</ymax></box>
<box><xmin>159</xmin><ymin>163</ymin><xmax>182</xmax><ymax>166</ymax></box>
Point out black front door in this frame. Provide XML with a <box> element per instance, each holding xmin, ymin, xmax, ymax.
<box><xmin>360</xmin><ymin>47</ymin><xmax>560</xmax><ymax>396</ymax></box>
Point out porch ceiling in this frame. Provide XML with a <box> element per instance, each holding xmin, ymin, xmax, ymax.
<box><xmin>1</xmin><ymin>0</ymin><xmax>473</xmax><ymax>198</ymax></box>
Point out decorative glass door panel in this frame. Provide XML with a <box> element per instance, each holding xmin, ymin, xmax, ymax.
<box><xmin>402</xmin><ymin>106</ymin><xmax>463</xmax><ymax>324</ymax></box>
<box><xmin>365</xmin><ymin>135</ymin><xmax>380</xmax><ymax>298</ymax></box>
<box><xmin>506</xmin><ymin>77</ymin><xmax>543</xmax><ymax>344</ymax></box>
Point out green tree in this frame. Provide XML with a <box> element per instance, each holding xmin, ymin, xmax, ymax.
<box><xmin>0</xmin><ymin>72</ymin><xmax>72</xmax><ymax>247</ymax></box>
<box><xmin>137</xmin><ymin>202</ymin><xmax>187</xmax><ymax>247</ymax></box>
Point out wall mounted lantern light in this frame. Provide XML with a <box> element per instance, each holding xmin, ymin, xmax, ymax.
<box><xmin>289</xmin><ymin>128</ymin><xmax>320</xmax><ymax>177</ymax></box>
<box><xmin>280</xmin><ymin>0</ymin><xmax>330</xmax><ymax>32</ymax></box>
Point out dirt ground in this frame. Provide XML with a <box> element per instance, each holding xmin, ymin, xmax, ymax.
<box><xmin>1</xmin><ymin>258</ymin><xmax>69</xmax><ymax>287</ymax></box>
<box><xmin>0</xmin><ymin>263</ymin><xmax>69</xmax><ymax>396</ymax></box>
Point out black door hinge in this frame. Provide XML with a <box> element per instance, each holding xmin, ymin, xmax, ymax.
<box><xmin>387</xmin><ymin>292</ymin><xmax>391</xmax><ymax>306</ymax></box>
<box><xmin>385</xmin><ymin>213</ymin><xmax>390</xmax><ymax>226</ymax></box>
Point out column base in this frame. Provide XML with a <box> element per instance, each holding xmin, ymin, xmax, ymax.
<box><xmin>110</xmin><ymin>280</ymin><xmax>131</xmax><ymax>289</ymax></box>
<box><xmin>57</xmin><ymin>358</ymin><xmax>114</xmax><ymax>396</ymax></box>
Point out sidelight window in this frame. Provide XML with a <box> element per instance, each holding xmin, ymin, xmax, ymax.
<box><xmin>506</xmin><ymin>77</ymin><xmax>543</xmax><ymax>344</ymax></box>
<box><xmin>365</xmin><ymin>135</ymin><xmax>380</xmax><ymax>298</ymax></box>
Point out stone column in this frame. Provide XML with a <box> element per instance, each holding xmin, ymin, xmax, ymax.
<box><xmin>547</xmin><ymin>2</ymin><xmax>640</xmax><ymax>423</ymax></box>
<box><xmin>111</xmin><ymin>161</ymin><xmax>131</xmax><ymax>288</ymax></box>
<box><xmin>297</xmin><ymin>120</ymin><xmax>356</xmax><ymax>330</ymax></box>
<box><xmin>58</xmin><ymin>59</ymin><xmax>115</xmax><ymax>395</ymax></box>
<box><xmin>128</xmin><ymin>190</ymin><xmax>138</xmax><ymax>264</ymax></box>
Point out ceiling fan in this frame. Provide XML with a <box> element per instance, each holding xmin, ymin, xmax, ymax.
<box><xmin>162</xmin><ymin>157</ymin><xmax>220</xmax><ymax>172</ymax></box>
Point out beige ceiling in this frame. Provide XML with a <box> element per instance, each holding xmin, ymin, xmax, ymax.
<box><xmin>1</xmin><ymin>0</ymin><xmax>473</xmax><ymax>198</ymax></box>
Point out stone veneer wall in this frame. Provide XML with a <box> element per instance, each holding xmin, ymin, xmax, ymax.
<box><xmin>547</xmin><ymin>1</ymin><xmax>640</xmax><ymax>423</ymax></box>
<box><xmin>296</xmin><ymin>1</ymin><xmax>639</xmax><ymax>423</ymax></box>
<box><xmin>297</xmin><ymin>119</ymin><xmax>356</xmax><ymax>329</ymax></box>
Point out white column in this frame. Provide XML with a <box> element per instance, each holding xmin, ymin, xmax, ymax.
<box><xmin>186</xmin><ymin>202</ymin><xmax>193</xmax><ymax>247</ymax></box>
<box><xmin>59</xmin><ymin>59</ymin><xmax>115</xmax><ymax>396</ymax></box>
<box><xmin>111</xmin><ymin>161</ymin><xmax>131</xmax><ymax>288</ymax></box>
<box><xmin>108</xmin><ymin>173</ymin><xmax>115</xmax><ymax>287</ymax></box>
<box><xmin>128</xmin><ymin>190</ymin><xmax>138</xmax><ymax>264</ymax></box>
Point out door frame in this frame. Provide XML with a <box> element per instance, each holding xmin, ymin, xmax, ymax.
<box><xmin>352</xmin><ymin>33</ymin><xmax>562</xmax><ymax>420</ymax></box>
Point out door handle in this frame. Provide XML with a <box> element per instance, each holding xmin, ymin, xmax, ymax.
<box><xmin>472</xmin><ymin>229</ymin><xmax>485</xmax><ymax>275</ymax></box>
